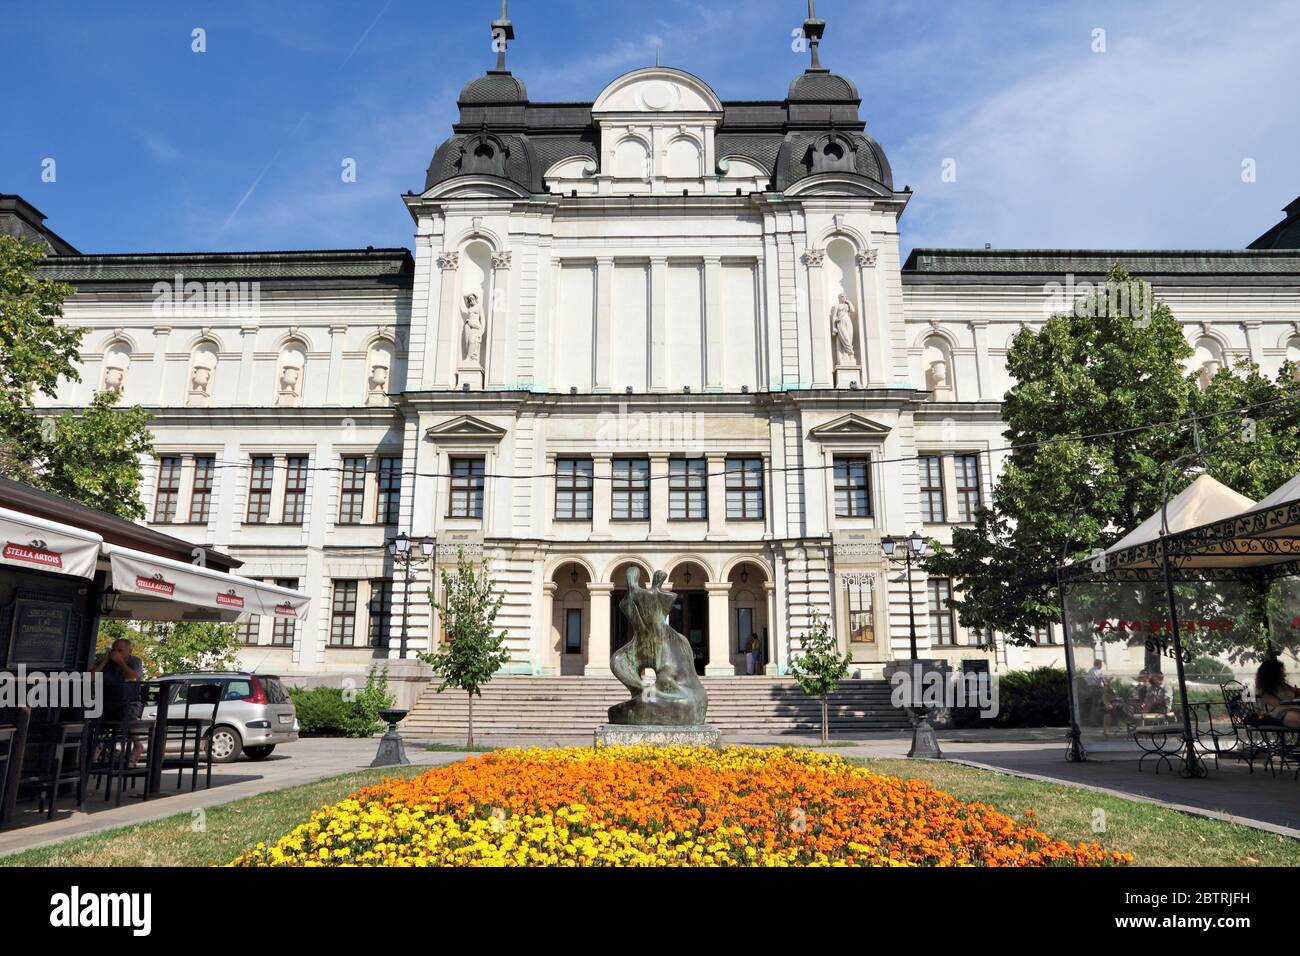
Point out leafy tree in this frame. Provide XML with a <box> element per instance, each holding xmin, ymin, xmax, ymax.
<box><xmin>96</xmin><ymin>619</ymin><xmax>243</xmax><ymax>678</ymax></box>
<box><xmin>787</xmin><ymin>611</ymin><xmax>851</xmax><ymax>744</ymax></box>
<box><xmin>925</xmin><ymin>265</ymin><xmax>1300</xmax><ymax>664</ymax></box>
<box><xmin>0</xmin><ymin>234</ymin><xmax>153</xmax><ymax>518</ymax></box>
<box><xmin>418</xmin><ymin>548</ymin><xmax>510</xmax><ymax>747</ymax></box>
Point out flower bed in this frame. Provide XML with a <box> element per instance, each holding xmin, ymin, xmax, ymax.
<box><xmin>229</xmin><ymin>747</ymin><xmax>1132</xmax><ymax>867</ymax></box>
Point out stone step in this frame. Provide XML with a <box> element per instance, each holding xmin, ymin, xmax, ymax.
<box><xmin>403</xmin><ymin>676</ymin><xmax>912</xmax><ymax>734</ymax></box>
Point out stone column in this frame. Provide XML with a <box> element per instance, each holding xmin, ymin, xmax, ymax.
<box><xmin>587</xmin><ymin>583</ymin><xmax>614</xmax><ymax>677</ymax></box>
<box><xmin>488</xmin><ymin>250</ymin><xmax>512</xmax><ymax>388</ymax></box>
<box><xmin>233</xmin><ymin>324</ymin><xmax>256</xmax><ymax>405</ymax></box>
<box><xmin>153</xmin><ymin>326</ymin><xmax>172</xmax><ymax>406</ymax></box>
<box><xmin>705</xmin><ymin>582</ymin><xmax>734</xmax><ymax>676</ymax></box>
<box><xmin>591</xmin><ymin>454</ymin><xmax>612</xmax><ymax>539</ymax></box>
<box><xmin>433</xmin><ymin>251</ymin><xmax>460</xmax><ymax>388</ymax></box>
<box><xmin>706</xmin><ymin>452</ymin><xmax>727</xmax><ymax>541</ymax></box>
<box><xmin>648</xmin><ymin>453</ymin><xmax>670</xmax><ymax>540</ymax></box>
<box><xmin>649</xmin><ymin>256</ymin><xmax>668</xmax><ymax>390</ymax></box>
<box><xmin>855</xmin><ymin>250</ymin><xmax>883</xmax><ymax>386</ymax></box>
<box><xmin>703</xmin><ymin>255</ymin><xmax>723</xmax><ymax>391</ymax></box>
<box><xmin>325</xmin><ymin>324</ymin><xmax>346</xmax><ymax>405</ymax></box>
<box><xmin>1243</xmin><ymin>320</ymin><xmax>1263</xmax><ymax>365</ymax></box>
<box><xmin>970</xmin><ymin>320</ymin><xmax>993</xmax><ymax>401</ymax></box>
<box><xmin>541</xmin><ymin>581</ymin><xmax>558</xmax><ymax>676</ymax></box>
<box><xmin>764</xmin><ymin>581</ymin><xmax>779</xmax><ymax>675</ymax></box>
<box><xmin>804</xmin><ymin>249</ymin><xmax>832</xmax><ymax>388</ymax></box>
<box><xmin>594</xmin><ymin>256</ymin><xmax>614</xmax><ymax>392</ymax></box>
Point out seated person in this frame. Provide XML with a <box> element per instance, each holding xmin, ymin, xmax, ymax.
<box><xmin>1141</xmin><ymin>672</ymin><xmax>1170</xmax><ymax>715</ymax></box>
<box><xmin>1250</xmin><ymin>659</ymin><xmax>1300</xmax><ymax>730</ymax></box>
<box><xmin>1101</xmin><ymin>671</ymin><xmax>1152</xmax><ymax>736</ymax></box>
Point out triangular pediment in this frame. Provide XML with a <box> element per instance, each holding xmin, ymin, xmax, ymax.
<box><xmin>424</xmin><ymin>415</ymin><xmax>507</xmax><ymax>442</ymax></box>
<box><xmin>808</xmin><ymin>414</ymin><xmax>892</xmax><ymax>441</ymax></box>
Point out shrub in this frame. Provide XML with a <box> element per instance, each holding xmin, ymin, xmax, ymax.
<box><xmin>952</xmin><ymin>667</ymin><xmax>1069</xmax><ymax>728</ymax></box>
<box><xmin>289</xmin><ymin>668</ymin><xmax>395</xmax><ymax>738</ymax></box>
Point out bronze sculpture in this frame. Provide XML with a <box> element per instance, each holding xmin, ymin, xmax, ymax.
<box><xmin>607</xmin><ymin>567</ymin><xmax>708</xmax><ymax>725</ymax></box>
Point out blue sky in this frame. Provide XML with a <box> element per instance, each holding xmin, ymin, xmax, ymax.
<box><xmin>3</xmin><ymin>0</ymin><xmax>1297</xmax><ymax>257</ymax></box>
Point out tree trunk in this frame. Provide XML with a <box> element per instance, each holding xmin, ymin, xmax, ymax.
<box><xmin>467</xmin><ymin>691</ymin><xmax>474</xmax><ymax>749</ymax></box>
<box><xmin>821</xmin><ymin>696</ymin><xmax>829</xmax><ymax>745</ymax></box>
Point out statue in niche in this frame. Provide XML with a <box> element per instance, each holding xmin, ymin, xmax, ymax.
<box><xmin>1198</xmin><ymin>360</ymin><xmax>1221</xmax><ymax>390</ymax></box>
<box><xmin>461</xmin><ymin>293</ymin><xmax>485</xmax><ymax>366</ymax></box>
<box><xmin>366</xmin><ymin>363</ymin><xmax>389</xmax><ymax>405</ymax></box>
<box><xmin>608</xmin><ymin>567</ymin><xmax>708</xmax><ymax>726</ymax></box>
<box><xmin>102</xmin><ymin>364</ymin><xmax>126</xmax><ymax>395</ymax></box>
<box><xmin>187</xmin><ymin>364</ymin><xmax>213</xmax><ymax>407</ymax></box>
<box><xmin>831</xmin><ymin>293</ymin><xmax>858</xmax><ymax>366</ymax></box>
<box><xmin>926</xmin><ymin>358</ymin><xmax>950</xmax><ymax>393</ymax></box>
<box><xmin>276</xmin><ymin>364</ymin><xmax>302</xmax><ymax>407</ymax></box>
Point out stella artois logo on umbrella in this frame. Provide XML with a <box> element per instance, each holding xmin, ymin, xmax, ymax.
<box><xmin>3</xmin><ymin>538</ymin><xmax>63</xmax><ymax>569</ymax></box>
<box><xmin>216</xmin><ymin>588</ymin><xmax>244</xmax><ymax>609</ymax></box>
<box><xmin>136</xmin><ymin>571</ymin><xmax>175</xmax><ymax>596</ymax></box>
<box><xmin>274</xmin><ymin>602</ymin><xmax>298</xmax><ymax>618</ymax></box>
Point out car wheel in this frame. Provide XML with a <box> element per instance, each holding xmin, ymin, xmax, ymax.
<box><xmin>207</xmin><ymin>725</ymin><xmax>243</xmax><ymax>763</ymax></box>
<box><xmin>243</xmin><ymin>745</ymin><xmax>275</xmax><ymax>761</ymax></box>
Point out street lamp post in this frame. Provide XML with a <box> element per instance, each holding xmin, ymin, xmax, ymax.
<box><xmin>882</xmin><ymin>532</ymin><xmax>942</xmax><ymax>759</ymax></box>
<box><xmin>385</xmin><ymin>532</ymin><xmax>436</xmax><ymax>660</ymax></box>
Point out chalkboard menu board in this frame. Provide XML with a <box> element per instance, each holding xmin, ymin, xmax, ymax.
<box><xmin>8</xmin><ymin>598</ymin><xmax>74</xmax><ymax>669</ymax></box>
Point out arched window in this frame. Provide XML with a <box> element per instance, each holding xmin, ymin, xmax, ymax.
<box><xmin>1285</xmin><ymin>336</ymin><xmax>1300</xmax><ymax>383</ymax></box>
<box><xmin>666</xmin><ymin>136</ymin><xmax>701</xmax><ymax>179</ymax></box>
<box><xmin>613</xmin><ymin>137</ymin><xmax>650</xmax><ymax>180</ymax></box>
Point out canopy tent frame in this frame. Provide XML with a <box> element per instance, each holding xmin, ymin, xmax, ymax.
<box><xmin>1059</xmin><ymin>476</ymin><xmax>1300</xmax><ymax>777</ymax></box>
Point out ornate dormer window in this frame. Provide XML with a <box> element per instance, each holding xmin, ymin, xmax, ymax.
<box><xmin>458</xmin><ymin>131</ymin><xmax>510</xmax><ymax>178</ymax></box>
<box><xmin>807</xmin><ymin>131</ymin><xmax>857</xmax><ymax>175</ymax></box>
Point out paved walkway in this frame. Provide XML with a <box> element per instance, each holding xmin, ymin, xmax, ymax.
<box><xmin>2</xmin><ymin>729</ymin><xmax>1296</xmax><ymax>857</ymax></box>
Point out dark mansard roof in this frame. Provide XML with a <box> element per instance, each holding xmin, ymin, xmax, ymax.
<box><xmin>423</xmin><ymin>66</ymin><xmax>893</xmax><ymax>197</ymax></box>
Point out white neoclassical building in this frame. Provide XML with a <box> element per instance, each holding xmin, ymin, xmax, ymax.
<box><xmin>13</xmin><ymin>10</ymin><xmax>1300</xmax><ymax>684</ymax></box>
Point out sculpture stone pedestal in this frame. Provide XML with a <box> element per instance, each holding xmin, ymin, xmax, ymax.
<box><xmin>456</xmin><ymin>365</ymin><xmax>484</xmax><ymax>390</ymax></box>
<box><xmin>594</xmin><ymin>724</ymin><xmax>721</xmax><ymax>748</ymax></box>
<box><xmin>834</xmin><ymin>366</ymin><xmax>862</xmax><ymax>389</ymax></box>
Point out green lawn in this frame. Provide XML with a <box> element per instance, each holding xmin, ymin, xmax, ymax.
<box><xmin>3</xmin><ymin>755</ymin><xmax>1295</xmax><ymax>867</ymax></box>
<box><xmin>852</xmin><ymin>758</ymin><xmax>1300</xmax><ymax>867</ymax></box>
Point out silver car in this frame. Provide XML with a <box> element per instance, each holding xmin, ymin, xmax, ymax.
<box><xmin>142</xmin><ymin>672</ymin><xmax>299</xmax><ymax>763</ymax></box>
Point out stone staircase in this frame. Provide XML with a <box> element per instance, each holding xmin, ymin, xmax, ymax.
<box><xmin>402</xmin><ymin>676</ymin><xmax>911</xmax><ymax>738</ymax></box>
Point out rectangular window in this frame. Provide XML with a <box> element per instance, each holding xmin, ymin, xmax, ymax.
<box><xmin>954</xmin><ymin>454</ymin><xmax>982</xmax><ymax>523</ymax></box>
<box><xmin>448</xmin><ymin>457</ymin><xmax>486</xmax><ymax>518</ymax></box>
<box><xmin>282</xmin><ymin>455</ymin><xmax>308</xmax><ymax>524</ymax></box>
<box><xmin>153</xmin><ymin>456</ymin><xmax>182</xmax><ymax>523</ymax></box>
<box><xmin>235</xmin><ymin>614</ymin><xmax>260</xmax><ymax>646</ymax></box>
<box><xmin>564</xmin><ymin>607</ymin><xmax>583</xmax><ymax>654</ymax></box>
<box><xmin>555</xmin><ymin>458</ymin><xmax>594</xmax><ymax>521</ymax></box>
<box><xmin>1033</xmin><ymin>624</ymin><xmax>1057</xmax><ymax>646</ymax></box>
<box><xmin>376</xmin><ymin>457</ymin><xmax>402</xmax><ymax>525</ymax></box>
<box><xmin>246</xmin><ymin>456</ymin><xmax>274</xmax><ymax>524</ymax></box>
<box><xmin>338</xmin><ymin>456</ymin><xmax>367</xmax><ymax>524</ymax></box>
<box><xmin>725</xmin><ymin>457</ymin><xmax>764</xmax><ymax>520</ymax></box>
<box><xmin>368</xmin><ymin>579</ymin><xmax>393</xmax><ymax>648</ymax></box>
<box><xmin>271</xmin><ymin>578</ymin><xmax>298</xmax><ymax>647</ymax></box>
<box><xmin>833</xmin><ymin>456</ymin><xmax>871</xmax><ymax>518</ymax></box>
<box><xmin>188</xmin><ymin>456</ymin><xmax>215</xmax><ymax>523</ymax></box>
<box><xmin>928</xmin><ymin>578</ymin><xmax>956</xmax><ymax>646</ymax></box>
<box><xmin>669</xmin><ymin>458</ymin><xmax>707</xmax><ymax>520</ymax></box>
<box><xmin>611</xmin><ymin>458</ymin><xmax>650</xmax><ymax>520</ymax></box>
<box><xmin>329</xmin><ymin>580</ymin><xmax>359</xmax><ymax>647</ymax></box>
<box><xmin>919</xmin><ymin>455</ymin><xmax>945</xmax><ymax>524</ymax></box>
<box><xmin>847</xmin><ymin>578</ymin><xmax>876</xmax><ymax>644</ymax></box>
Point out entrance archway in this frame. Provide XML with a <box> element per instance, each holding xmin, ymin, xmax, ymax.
<box><xmin>549</xmin><ymin>561</ymin><xmax>591</xmax><ymax>675</ymax></box>
<box><xmin>667</xmin><ymin>560</ymin><xmax>711</xmax><ymax>675</ymax></box>
<box><xmin>728</xmin><ymin>560</ymin><xmax>771</xmax><ymax>676</ymax></box>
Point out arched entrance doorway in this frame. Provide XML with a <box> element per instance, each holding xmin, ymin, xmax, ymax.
<box><xmin>549</xmin><ymin>561</ymin><xmax>591</xmax><ymax>675</ymax></box>
<box><xmin>727</xmin><ymin>560</ymin><xmax>772</xmax><ymax>676</ymax></box>
<box><xmin>608</xmin><ymin>559</ymin><xmax>711</xmax><ymax>676</ymax></box>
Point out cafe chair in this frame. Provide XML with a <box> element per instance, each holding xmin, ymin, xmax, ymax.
<box><xmin>24</xmin><ymin>722</ymin><xmax>85</xmax><ymax>819</ymax></box>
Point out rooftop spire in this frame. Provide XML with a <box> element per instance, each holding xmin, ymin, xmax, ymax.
<box><xmin>491</xmin><ymin>0</ymin><xmax>515</xmax><ymax>73</ymax></box>
<box><xmin>802</xmin><ymin>0</ymin><xmax>827</xmax><ymax>72</ymax></box>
